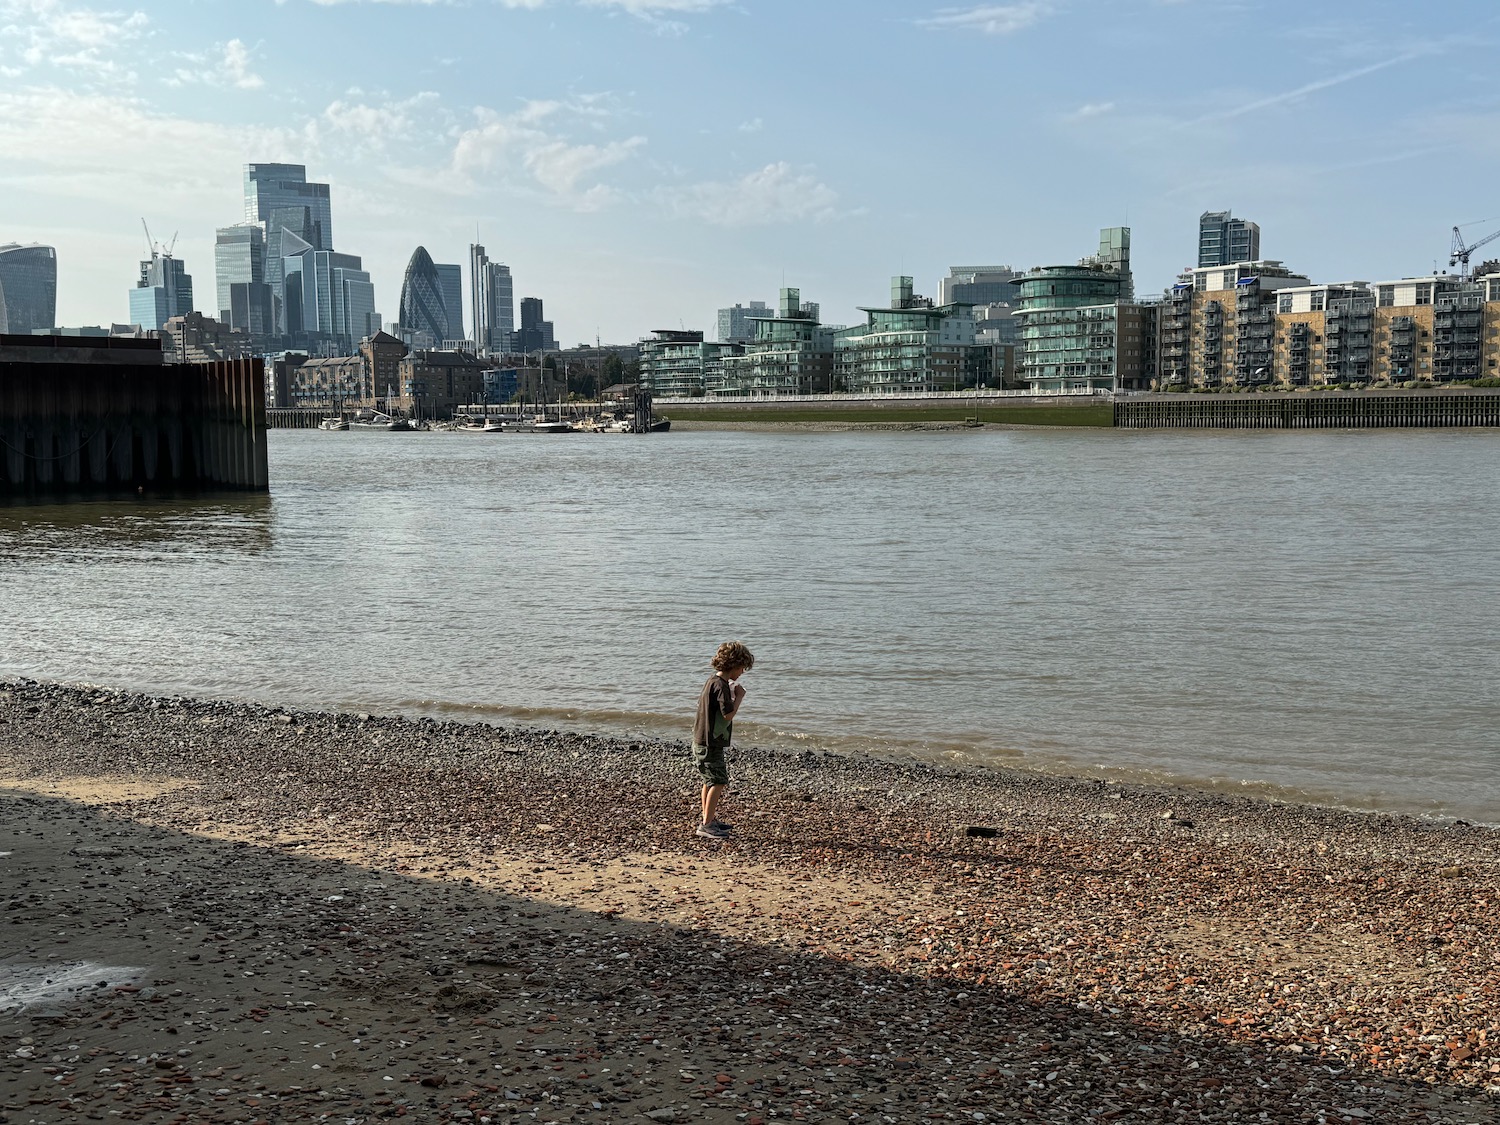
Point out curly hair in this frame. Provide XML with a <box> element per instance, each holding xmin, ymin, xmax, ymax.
<box><xmin>711</xmin><ymin>641</ymin><xmax>755</xmax><ymax>674</ymax></box>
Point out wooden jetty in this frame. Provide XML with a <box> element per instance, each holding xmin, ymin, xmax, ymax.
<box><xmin>0</xmin><ymin>334</ymin><xmax>268</xmax><ymax>494</ymax></box>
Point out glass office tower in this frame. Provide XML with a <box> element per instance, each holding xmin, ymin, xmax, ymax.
<box><xmin>399</xmin><ymin>247</ymin><xmax>449</xmax><ymax>346</ymax></box>
<box><xmin>0</xmin><ymin>243</ymin><xmax>58</xmax><ymax>334</ymax></box>
<box><xmin>244</xmin><ymin>164</ymin><xmax>333</xmax><ymax>251</ymax></box>
<box><xmin>469</xmin><ymin>244</ymin><xmax>515</xmax><ymax>351</ymax></box>
<box><xmin>129</xmin><ymin>251</ymin><xmax>193</xmax><ymax>330</ymax></box>
<box><xmin>435</xmin><ymin>263</ymin><xmax>463</xmax><ymax>342</ymax></box>
<box><xmin>214</xmin><ymin>223</ymin><xmax>265</xmax><ymax>318</ymax></box>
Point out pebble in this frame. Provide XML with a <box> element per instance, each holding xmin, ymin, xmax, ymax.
<box><xmin>0</xmin><ymin>676</ymin><xmax>1497</xmax><ymax>1124</ymax></box>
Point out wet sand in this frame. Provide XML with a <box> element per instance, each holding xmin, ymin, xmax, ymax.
<box><xmin>1</xmin><ymin>678</ymin><xmax>1497</xmax><ymax>1124</ymax></box>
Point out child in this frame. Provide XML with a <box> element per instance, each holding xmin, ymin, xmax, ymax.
<box><xmin>692</xmin><ymin>641</ymin><xmax>754</xmax><ymax>839</ymax></box>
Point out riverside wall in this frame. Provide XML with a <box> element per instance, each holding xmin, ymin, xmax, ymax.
<box><xmin>268</xmin><ymin>408</ymin><xmax>339</xmax><ymax>429</ymax></box>
<box><xmin>0</xmin><ymin>335</ymin><xmax>268</xmax><ymax>494</ymax></box>
<box><xmin>659</xmin><ymin>393</ymin><xmax>1114</xmax><ymax>427</ymax></box>
<box><xmin>1115</xmin><ymin>389</ymin><xmax>1500</xmax><ymax>429</ymax></box>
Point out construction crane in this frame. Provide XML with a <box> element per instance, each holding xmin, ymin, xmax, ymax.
<box><xmin>139</xmin><ymin>219</ymin><xmax>179</xmax><ymax>260</ymax></box>
<box><xmin>1449</xmin><ymin>221</ymin><xmax>1500</xmax><ymax>278</ymax></box>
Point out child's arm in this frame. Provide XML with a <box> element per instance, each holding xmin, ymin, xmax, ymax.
<box><xmin>724</xmin><ymin>682</ymin><xmax>747</xmax><ymax>723</ymax></box>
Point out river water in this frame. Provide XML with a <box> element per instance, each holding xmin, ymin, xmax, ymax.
<box><xmin>2</xmin><ymin>427</ymin><xmax>1496</xmax><ymax>823</ymax></box>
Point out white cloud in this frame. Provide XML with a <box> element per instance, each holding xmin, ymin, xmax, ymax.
<box><xmin>1067</xmin><ymin>101</ymin><xmax>1114</xmax><ymax>120</ymax></box>
<box><xmin>585</xmin><ymin>0</ymin><xmax>723</xmax><ymax>10</ymax></box>
<box><xmin>449</xmin><ymin>97</ymin><xmax>646</xmax><ymax>209</ymax></box>
<box><xmin>310</xmin><ymin>91</ymin><xmax>443</xmax><ymax>149</ymax></box>
<box><xmin>525</xmin><ymin>137</ymin><xmax>646</xmax><ymax>195</ymax></box>
<box><xmin>917</xmin><ymin>1</ymin><xmax>1054</xmax><ymax>35</ymax></box>
<box><xmin>738</xmin><ymin>117</ymin><xmax>763</xmax><ymax>133</ymax></box>
<box><xmin>659</xmin><ymin>162</ymin><xmax>840</xmax><ymax>227</ymax></box>
<box><xmin>0</xmin><ymin>86</ymin><xmax>293</xmax><ymax>204</ymax></box>
<box><xmin>1</xmin><ymin>0</ymin><xmax>149</xmax><ymax>77</ymax></box>
<box><xmin>300</xmin><ymin>0</ymin><xmax>724</xmax><ymax>10</ymax></box>
<box><xmin>222</xmin><ymin>39</ymin><xmax>262</xmax><ymax>89</ymax></box>
<box><xmin>169</xmin><ymin>38</ymin><xmax>264</xmax><ymax>90</ymax></box>
<box><xmin>583</xmin><ymin>0</ymin><xmax>724</xmax><ymax>32</ymax></box>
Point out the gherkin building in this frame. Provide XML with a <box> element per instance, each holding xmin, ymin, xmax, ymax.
<box><xmin>399</xmin><ymin>246</ymin><xmax>449</xmax><ymax>344</ymax></box>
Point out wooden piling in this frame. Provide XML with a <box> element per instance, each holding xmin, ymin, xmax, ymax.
<box><xmin>0</xmin><ymin>346</ymin><xmax>268</xmax><ymax>495</ymax></box>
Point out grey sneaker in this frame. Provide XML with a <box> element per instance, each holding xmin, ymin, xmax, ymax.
<box><xmin>695</xmin><ymin>822</ymin><xmax>729</xmax><ymax>839</ymax></box>
<box><xmin>708</xmin><ymin>820</ymin><xmax>734</xmax><ymax>833</ymax></box>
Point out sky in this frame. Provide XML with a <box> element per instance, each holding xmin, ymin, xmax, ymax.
<box><xmin>3</xmin><ymin>0</ymin><xmax>1500</xmax><ymax>345</ymax></box>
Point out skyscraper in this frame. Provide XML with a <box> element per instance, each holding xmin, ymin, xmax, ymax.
<box><xmin>129</xmin><ymin>249</ymin><xmax>193</xmax><ymax>331</ymax></box>
<box><xmin>282</xmin><ymin>248</ymin><xmax>366</xmax><ymax>347</ymax></box>
<box><xmin>435</xmin><ymin>262</ymin><xmax>463</xmax><ymax>342</ymax></box>
<box><xmin>0</xmin><ymin>243</ymin><xmax>58</xmax><ymax>334</ymax></box>
<box><xmin>227</xmin><ymin>283</ymin><xmax>275</xmax><ymax>339</ymax></box>
<box><xmin>399</xmin><ymin>246</ymin><xmax>449</xmax><ymax>347</ymax></box>
<box><xmin>214</xmin><ymin>223</ymin><xmax>265</xmax><ymax>319</ymax></box>
<box><xmin>470</xmin><ymin>243</ymin><xmax>514</xmax><ymax>351</ymax></box>
<box><xmin>332</xmin><ymin>263</ymin><xmax>378</xmax><ymax>345</ymax></box>
<box><xmin>243</xmin><ymin>164</ymin><xmax>338</xmax><ymax>336</ymax></box>
<box><xmin>244</xmin><ymin>164</ymin><xmax>333</xmax><ymax>251</ymax></box>
<box><xmin>516</xmin><ymin>296</ymin><xmax>555</xmax><ymax>353</ymax></box>
<box><xmin>1198</xmin><ymin>210</ymin><xmax>1261</xmax><ymax>268</ymax></box>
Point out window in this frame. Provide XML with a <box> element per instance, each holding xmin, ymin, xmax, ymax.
<box><xmin>1416</xmin><ymin>283</ymin><xmax>1433</xmax><ymax>306</ymax></box>
<box><xmin>1378</xmin><ymin>285</ymin><xmax>1395</xmax><ymax>307</ymax></box>
<box><xmin>1279</xmin><ymin>294</ymin><xmax>1293</xmax><ymax>313</ymax></box>
<box><xmin>1311</xmin><ymin>292</ymin><xmax>1325</xmax><ymax>312</ymax></box>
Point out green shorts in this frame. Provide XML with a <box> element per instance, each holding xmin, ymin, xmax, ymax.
<box><xmin>692</xmin><ymin>744</ymin><xmax>729</xmax><ymax>787</ymax></box>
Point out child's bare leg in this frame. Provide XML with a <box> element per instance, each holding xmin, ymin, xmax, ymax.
<box><xmin>700</xmin><ymin>784</ymin><xmax>712</xmax><ymax>825</ymax></box>
<box><xmin>704</xmin><ymin>783</ymin><xmax>725</xmax><ymax>826</ymax></box>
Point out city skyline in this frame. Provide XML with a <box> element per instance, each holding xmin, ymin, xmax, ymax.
<box><xmin>3</xmin><ymin>1</ymin><xmax>1499</xmax><ymax>342</ymax></box>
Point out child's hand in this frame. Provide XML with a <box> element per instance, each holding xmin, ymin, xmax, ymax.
<box><xmin>732</xmin><ymin>683</ymin><xmax>747</xmax><ymax>704</ymax></box>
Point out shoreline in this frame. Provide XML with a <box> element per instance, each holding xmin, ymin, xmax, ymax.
<box><xmin>3</xmin><ymin>677</ymin><xmax>1498</xmax><ymax>1123</ymax></box>
<box><xmin>12</xmin><ymin>671</ymin><xmax>1476</xmax><ymax>830</ymax></box>
<box><xmin>667</xmin><ymin>419</ymin><xmax>1087</xmax><ymax>432</ymax></box>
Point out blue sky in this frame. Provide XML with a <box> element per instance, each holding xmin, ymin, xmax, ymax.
<box><xmin>3</xmin><ymin>0</ymin><xmax>1499</xmax><ymax>343</ymax></box>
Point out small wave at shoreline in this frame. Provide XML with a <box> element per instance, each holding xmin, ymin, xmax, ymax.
<box><xmin>310</xmin><ymin>690</ymin><xmax>1500</xmax><ymax>828</ymax></box>
<box><xmin>10</xmin><ymin>673</ymin><xmax>1490</xmax><ymax>828</ymax></box>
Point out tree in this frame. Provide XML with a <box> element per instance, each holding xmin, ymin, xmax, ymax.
<box><xmin>601</xmin><ymin>353</ymin><xmax>625</xmax><ymax>387</ymax></box>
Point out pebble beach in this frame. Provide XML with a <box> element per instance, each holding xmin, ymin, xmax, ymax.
<box><xmin>1</xmin><ymin>678</ymin><xmax>1497</xmax><ymax>1124</ymax></box>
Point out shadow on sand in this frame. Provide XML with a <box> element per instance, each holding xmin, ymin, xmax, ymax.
<box><xmin>2</xmin><ymin>786</ymin><xmax>1490</xmax><ymax>1125</ymax></box>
